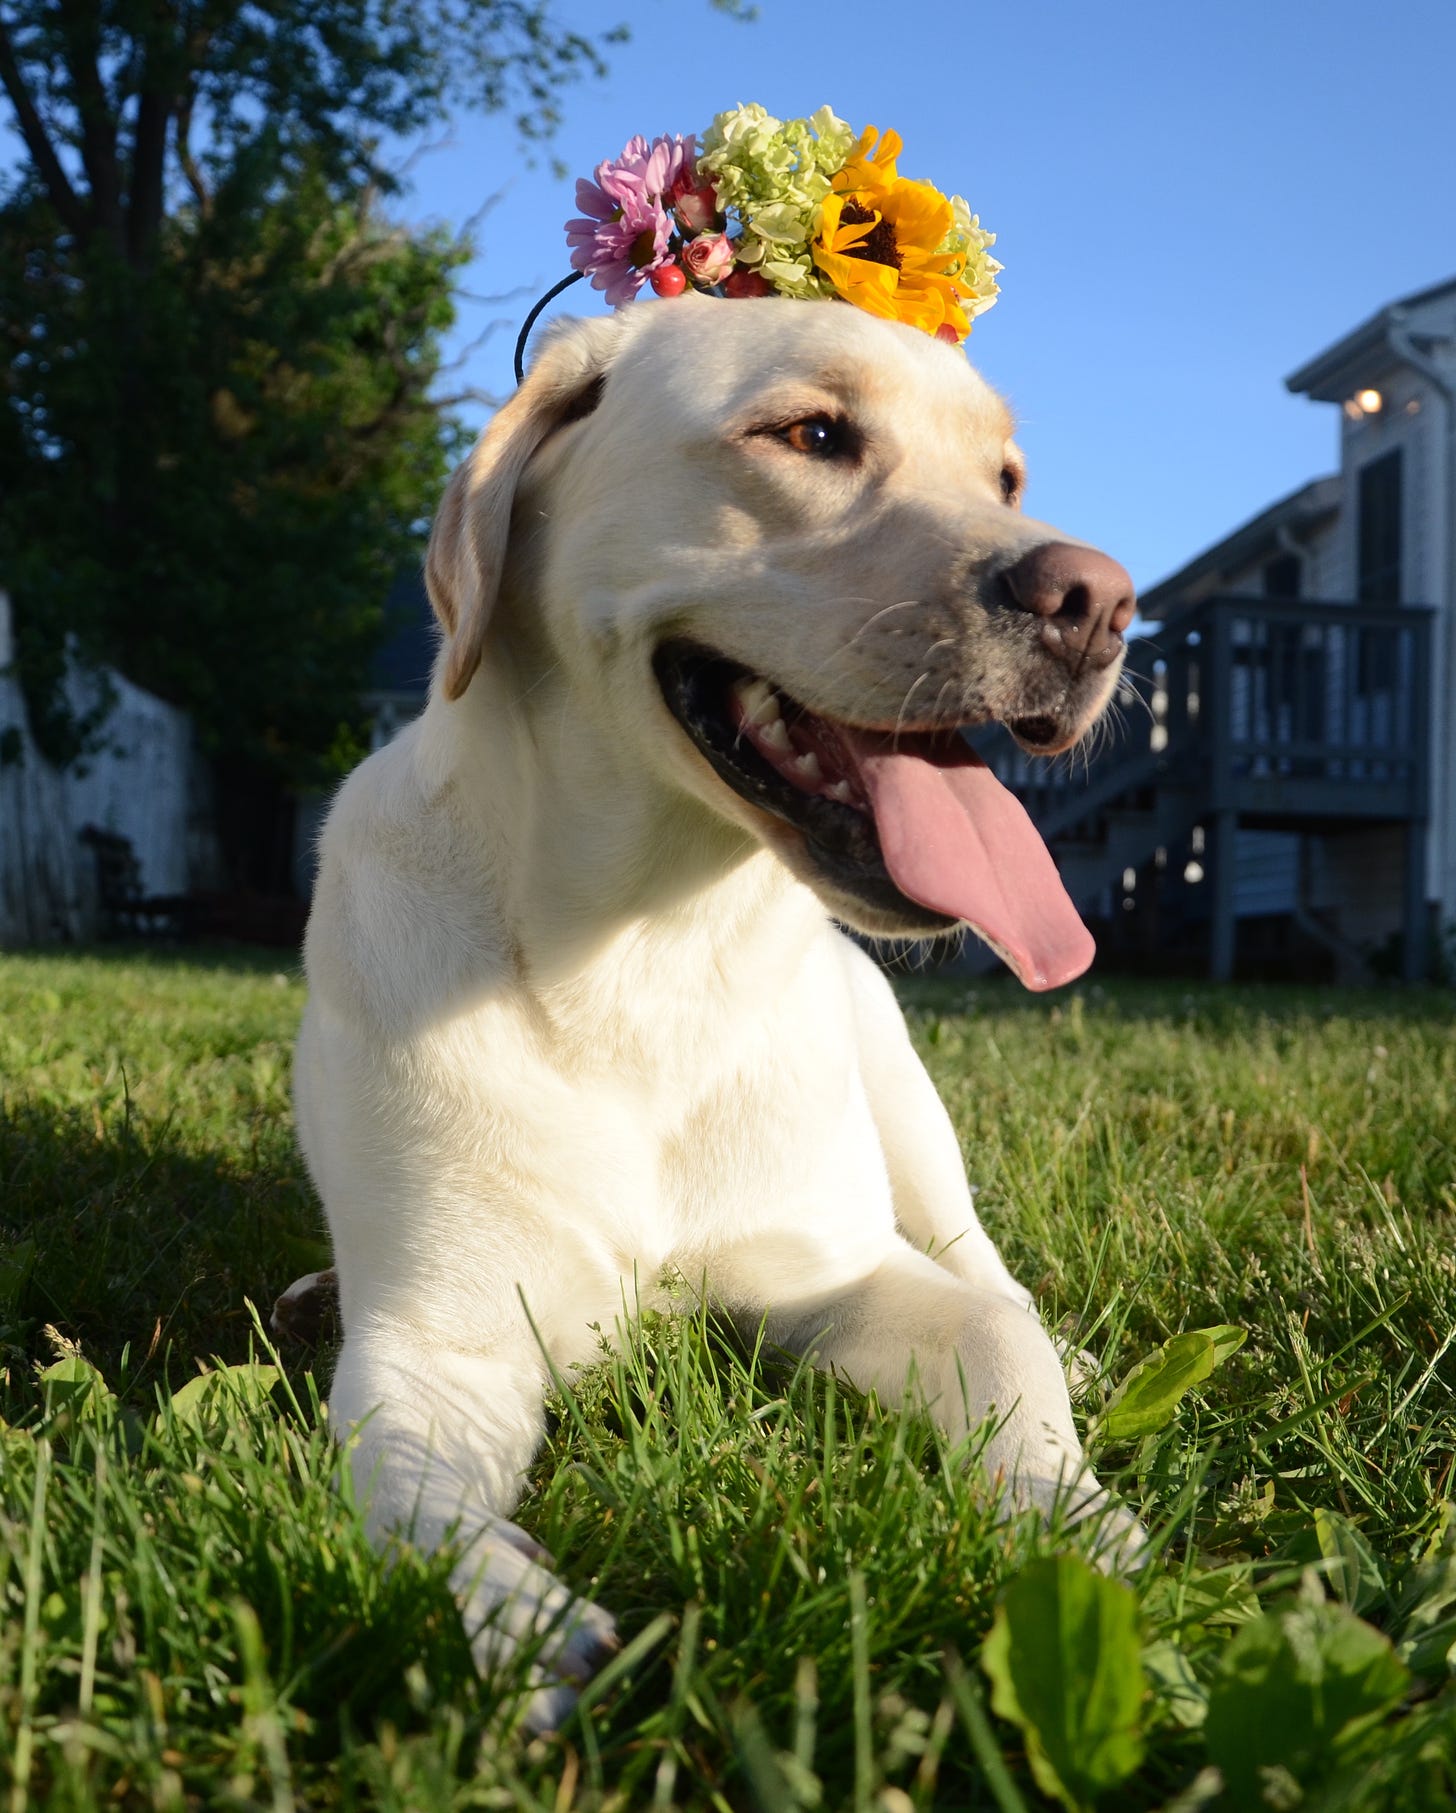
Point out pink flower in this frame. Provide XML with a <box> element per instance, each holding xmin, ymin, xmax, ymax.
<box><xmin>683</xmin><ymin>231</ymin><xmax>736</xmax><ymax>287</ymax></box>
<box><xmin>672</xmin><ymin>181</ymin><xmax>720</xmax><ymax>236</ymax></box>
<box><xmin>564</xmin><ymin>134</ymin><xmax>699</xmax><ymax>306</ymax></box>
<box><xmin>642</xmin><ymin>133</ymin><xmax>697</xmax><ymax>200</ymax></box>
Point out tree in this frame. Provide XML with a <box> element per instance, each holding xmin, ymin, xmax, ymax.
<box><xmin>1</xmin><ymin>166</ymin><xmax>468</xmax><ymax>772</ymax></box>
<box><xmin>0</xmin><ymin>2</ymin><xmax>623</xmax><ymax>880</ymax></box>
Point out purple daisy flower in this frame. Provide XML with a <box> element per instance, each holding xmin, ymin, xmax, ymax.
<box><xmin>565</xmin><ymin>134</ymin><xmax>698</xmax><ymax>306</ymax></box>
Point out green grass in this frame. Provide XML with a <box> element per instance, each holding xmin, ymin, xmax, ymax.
<box><xmin>2</xmin><ymin>948</ymin><xmax>1455</xmax><ymax>1809</ymax></box>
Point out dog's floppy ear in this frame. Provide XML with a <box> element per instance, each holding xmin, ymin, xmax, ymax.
<box><xmin>426</xmin><ymin>313</ymin><xmax>624</xmax><ymax>702</ymax></box>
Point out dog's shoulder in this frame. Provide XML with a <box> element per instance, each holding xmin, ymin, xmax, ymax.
<box><xmin>305</xmin><ymin>716</ymin><xmax>513</xmax><ymax>1034</ymax></box>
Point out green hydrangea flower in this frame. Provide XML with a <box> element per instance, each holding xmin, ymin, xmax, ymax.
<box><xmin>943</xmin><ymin>194</ymin><xmax>1003</xmax><ymax>321</ymax></box>
<box><xmin>698</xmin><ymin>103</ymin><xmax>857</xmax><ymax>301</ymax></box>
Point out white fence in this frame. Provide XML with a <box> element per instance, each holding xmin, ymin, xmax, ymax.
<box><xmin>0</xmin><ymin>591</ymin><xmax>194</xmax><ymax>944</ymax></box>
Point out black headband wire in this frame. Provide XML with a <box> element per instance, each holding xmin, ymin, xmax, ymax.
<box><xmin>513</xmin><ymin>270</ymin><xmax>587</xmax><ymax>385</ymax></box>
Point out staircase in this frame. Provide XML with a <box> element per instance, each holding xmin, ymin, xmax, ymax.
<box><xmin>972</xmin><ymin>594</ymin><xmax>1434</xmax><ymax>980</ymax></box>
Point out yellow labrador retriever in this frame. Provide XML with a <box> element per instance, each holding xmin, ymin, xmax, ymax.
<box><xmin>292</xmin><ymin>293</ymin><xmax>1139</xmax><ymax>1725</ymax></box>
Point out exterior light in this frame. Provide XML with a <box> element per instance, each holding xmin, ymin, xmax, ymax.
<box><xmin>1355</xmin><ymin>388</ymin><xmax>1383</xmax><ymax>414</ymax></box>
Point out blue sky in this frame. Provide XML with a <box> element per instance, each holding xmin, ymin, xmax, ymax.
<box><xmin>400</xmin><ymin>0</ymin><xmax>1455</xmax><ymax>595</ymax></box>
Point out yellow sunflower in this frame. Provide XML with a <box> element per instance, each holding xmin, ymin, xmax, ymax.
<box><xmin>811</xmin><ymin>126</ymin><xmax>979</xmax><ymax>341</ymax></box>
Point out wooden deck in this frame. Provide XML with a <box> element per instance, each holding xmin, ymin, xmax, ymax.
<box><xmin>978</xmin><ymin>595</ymin><xmax>1434</xmax><ymax>979</ymax></box>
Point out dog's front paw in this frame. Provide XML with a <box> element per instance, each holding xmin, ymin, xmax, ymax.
<box><xmin>456</xmin><ymin>1516</ymin><xmax>618</xmax><ymax>1732</ymax></box>
<box><xmin>1012</xmin><ymin>1471</ymin><xmax>1149</xmax><ymax>1577</ymax></box>
<box><xmin>1075</xmin><ymin>1492</ymin><xmax>1149</xmax><ymax>1576</ymax></box>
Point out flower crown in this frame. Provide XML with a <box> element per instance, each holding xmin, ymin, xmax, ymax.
<box><xmin>553</xmin><ymin>103</ymin><xmax>1000</xmax><ymax>356</ymax></box>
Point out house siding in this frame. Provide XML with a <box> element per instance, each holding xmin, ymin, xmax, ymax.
<box><xmin>1234</xmin><ymin>829</ymin><xmax>1299</xmax><ymax>918</ymax></box>
<box><xmin>0</xmin><ymin>592</ymin><xmax>195</xmax><ymax>943</ymax></box>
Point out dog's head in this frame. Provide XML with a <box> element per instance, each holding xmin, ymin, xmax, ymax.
<box><xmin>425</xmin><ymin>296</ymin><xmax>1135</xmax><ymax>989</ymax></box>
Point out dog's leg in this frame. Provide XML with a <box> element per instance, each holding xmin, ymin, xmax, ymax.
<box><xmin>839</xmin><ymin>943</ymin><xmax>1031</xmax><ymax>1293</ymax></box>
<box><xmin>329</xmin><ymin>1331</ymin><xmax>618</xmax><ymax>1730</ymax></box>
<box><xmin>771</xmin><ymin>1243</ymin><xmax>1080</xmax><ymax>1488</ymax></box>
<box><xmin>729</xmin><ymin>1239</ymin><xmax>1143</xmax><ymax>1567</ymax></box>
<box><xmin>736</xmin><ymin>943</ymin><xmax>1147</xmax><ymax>1565</ymax></box>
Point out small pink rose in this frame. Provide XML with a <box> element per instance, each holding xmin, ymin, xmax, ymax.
<box><xmin>674</xmin><ymin>182</ymin><xmax>720</xmax><ymax>236</ymax></box>
<box><xmin>683</xmin><ymin>231</ymin><xmax>736</xmax><ymax>287</ymax></box>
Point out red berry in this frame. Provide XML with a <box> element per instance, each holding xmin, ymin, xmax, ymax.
<box><xmin>722</xmin><ymin>268</ymin><xmax>772</xmax><ymax>300</ymax></box>
<box><xmin>650</xmin><ymin>263</ymin><xmax>687</xmax><ymax>297</ymax></box>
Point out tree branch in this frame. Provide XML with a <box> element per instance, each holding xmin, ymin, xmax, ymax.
<box><xmin>0</xmin><ymin>11</ymin><xmax>87</xmax><ymax>239</ymax></box>
<box><xmin>55</xmin><ymin>0</ymin><xmax>122</xmax><ymax>244</ymax></box>
<box><xmin>127</xmin><ymin>69</ymin><xmax>171</xmax><ymax>268</ymax></box>
<box><xmin>175</xmin><ymin>84</ymin><xmax>210</xmax><ymax>214</ymax></box>
<box><xmin>123</xmin><ymin>3</ymin><xmax>182</xmax><ymax>270</ymax></box>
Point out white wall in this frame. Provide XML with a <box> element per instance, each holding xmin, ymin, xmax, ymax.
<box><xmin>0</xmin><ymin>592</ymin><xmax>195</xmax><ymax>943</ymax></box>
<box><xmin>1332</xmin><ymin>354</ymin><xmax>1452</xmax><ymax>930</ymax></box>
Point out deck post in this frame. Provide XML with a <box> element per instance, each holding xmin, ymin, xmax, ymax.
<box><xmin>1210</xmin><ymin>808</ymin><xmax>1238</xmax><ymax>982</ymax></box>
<box><xmin>1206</xmin><ymin>602</ymin><xmax>1237</xmax><ymax>983</ymax></box>
<box><xmin>1402</xmin><ymin>821</ymin><xmax>1427</xmax><ymax>983</ymax></box>
<box><xmin>1401</xmin><ymin>611</ymin><xmax>1434</xmax><ymax>985</ymax></box>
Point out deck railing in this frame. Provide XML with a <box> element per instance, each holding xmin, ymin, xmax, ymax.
<box><xmin>979</xmin><ymin>594</ymin><xmax>1434</xmax><ymax>837</ymax></box>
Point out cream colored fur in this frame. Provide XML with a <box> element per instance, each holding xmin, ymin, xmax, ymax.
<box><xmin>294</xmin><ymin>295</ymin><xmax>1140</xmax><ymax>1728</ymax></box>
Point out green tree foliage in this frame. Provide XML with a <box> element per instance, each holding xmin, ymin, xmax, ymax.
<box><xmin>0</xmin><ymin>2</ymin><xmax>617</xmax><ymax>784</ymax></box>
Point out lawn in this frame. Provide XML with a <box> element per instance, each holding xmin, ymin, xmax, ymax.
<box><xmin>2</xmin><ymin>947</ymin><xmax>1454</xmax><ymax>1810</ymax></box>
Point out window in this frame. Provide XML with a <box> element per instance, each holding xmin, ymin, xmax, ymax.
<box><xmin>1356</xmin><ymin>449</ymin><xmax>1402</xmax><ymax>695</ymax></box>
<box><xmin>1357</xmin><ymin>448</ymin><xmax>1403</xmax><ymax>604</ymax></box>
<box><xmin>1262</xmin><ymin>552</ymin><xmax>1301</xmax><ymax>598</ymax></box>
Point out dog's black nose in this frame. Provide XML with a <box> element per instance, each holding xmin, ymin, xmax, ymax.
<box><xmin>1001</xmin><ymin>541</ymin><xmax>1136</xmax><ymax>670</ymax></box>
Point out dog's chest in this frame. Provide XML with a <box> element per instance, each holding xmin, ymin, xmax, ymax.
<box><xmin>612</xmin><ymin>970</ymin><xmax>896</xmax><ymax>1259</ymax></box>
<box><xmin>521</xmin><ymin>913</ymin><xmax>898</xmax><ymax>1265</ymax></box>
<box><xmin>653</xmin><ymin>1046</ymin><xmax>893</xmax><ymax>1255</ymax></box>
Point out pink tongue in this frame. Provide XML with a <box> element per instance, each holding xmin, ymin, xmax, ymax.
<box><xmin>847</xmin><ymin>736</ymin><xmax>1094</xmax><ymax>991</ymax></box>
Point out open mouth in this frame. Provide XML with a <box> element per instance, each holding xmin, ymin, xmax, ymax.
<box><xmin>653</xmin><ymin>640</ymin><xmax>1095</xmax><ymax>991</ymax></box>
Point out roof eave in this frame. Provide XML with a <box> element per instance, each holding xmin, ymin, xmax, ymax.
<box><xmin>1286</xmin><ymin>274</ymin><xmax>1456</xmax><ymax>399</ymax></box>
<box><xmin>1285</xmin><ymin>318</ymin><xmax>1390</xmax><ymax>401</ymax></box>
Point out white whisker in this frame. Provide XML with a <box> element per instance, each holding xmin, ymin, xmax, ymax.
<box><xmin>895</xmin><ymin>673</ymin><xmax>932</xmax><ymax>741</ymax></box>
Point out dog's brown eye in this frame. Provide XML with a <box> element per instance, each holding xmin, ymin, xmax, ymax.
<box><xmin>1000</xmin><ymin>466</ymin><xmax>1021</xmax><ymax>505</ymax></box>
<box><xmin>780</xmin><ymin>416</ymin><xmax>848</xmax><ymax>458</ymax></box>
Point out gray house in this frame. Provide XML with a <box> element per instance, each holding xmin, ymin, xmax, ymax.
<box><xmin>983</xmin><ymin>275</ymin><xmax>1455</xmax><ymax>981</ymax></box>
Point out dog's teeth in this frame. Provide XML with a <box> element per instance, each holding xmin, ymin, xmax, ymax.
<box><xmin>791</xmin><ymin>751</ymin><xmax>823</xmax><ymax>783</ymax></box>
<box><xmin>758</xmin><ymin>717</ymin><xmax>791</xmax><ymax>753</ymax></box>
<box><xmin>826</xmin><ymin>780</ymin><xmax>853</xmax><ymax>803</ymax></box>
<box><xmin>734</xmin><ymin>677</ymin><xmax>776</xmax><ymax>723</ymax></box>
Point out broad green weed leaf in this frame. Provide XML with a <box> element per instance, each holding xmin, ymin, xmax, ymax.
<box><xmin>1206</xmin><ymin>1326</ymin><xmax>1246</xmax><ymax>1367</ymax></box>
<box><xmin>1141</xmin><ymin>1638</ymin><xmax>1207</xmax><ymax>1729</ymax></box>
<box><xmin>1143</xmin><ymin>1563</ymin><xmax>1261</xmax><ymax>1635</ymax></box>
<box><xmin>1204</xmin><ymin>1587</ymin><xmax>1410</xmax><ymax>1803</ymax></box>
<box><xmin>1314</xmin><ymin>1508</ymin><xmax>1387</xmax><ymax>1614</ymax></box>
<box><xmin>164</xmin><ymin>1362</ymin><xmax>282</xmax><ymax>1432</ymax></box>
<box><xmin>1393</xmin><ymin>1530</ymin><xmax>1456</xmax><ymax>1676</ymax></box>
<box><xmin>38</xmin><ymin>1352</ymin><xmax>114</xmax><ymax>1435</ymax></box>
<box><xmin>1096</xmin><ymin>1326</ymin><xmax>1246</xmax><ymax>1443</ymax></box>
<box><xmin>39</xmin><ymin>1353</ymin><xmax>111</xmax><ymax>1394</ymax></box>
<box><xmin>1398</xmin><ymin>1619</ymin><xmax>1456</xmax><ymax>1679</ymax></box>
<box><xmin>981</xmin><ymin>1554</ymin><xmax>1145</xmax><ymax>1812</ymax></box>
